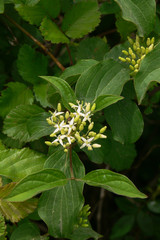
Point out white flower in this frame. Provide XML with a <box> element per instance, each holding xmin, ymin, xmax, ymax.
<box><xmin>52</xmin><ymin>135</ymin><xmax>66</xmax><ymax>146</ymax></box>
<box><xmin>53</xmin><ymin>121</ymin><xmax>68</xmax><ymax>134</ymax></box>
<box><xmin>50</xmin><ymin>110</ymin><xmax>64</xmax><ymax>121</ymax></box>
<box><xmin>80</xmin><ymin>137</ymin><xmax>94</xmax><ymax>149</ymax></box>
<box><xmin>65</xmin><ymin>118</ymin><xmax>76</xmax><ymax>135</ymax></box>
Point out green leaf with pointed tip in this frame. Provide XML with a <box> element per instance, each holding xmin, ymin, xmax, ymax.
<box><xmin>134</xmin><ymin>43</ymin><xmax>160</xmax><ymax>104</ymax></box>
<box><xmin>104</xmin><ymin>98</ymin><xmax>144</xmax><ymax>144</ymax></box>
<box><xmin>40</xmin><ymin>17</ymin><xmax>69</xmax><ymax>44</ymax></box>
<box><xmin>40</xmin><ymin>76</ymin><xmax>77</xmax><ymax>110</ymax></box>
<box><xmin>3</xmin><ymin>105</ymin><xmax>53</xmax><ymax>142</ymax></box>
<box><xmin>81</xmin><ymin>169</ymin><xmax>147</xmax><ymax>198</ymax></box>
<box><xmin>62</xmin><ymin>0</ymin><xmax>100</xmax><ymax>39</ymax></box>
<box><xmin>0</xmin><ymin>213</ymin><xmax>6</xmax><ymax>239</ymax></box>
<box><xmin>94</xmin><ymin>95</ymin><xmax>123</xmax><ymax>112</ymax></box>
<box><xmin>114</xmin><ymin>0</ymin><xmax>156</xmax><ymax>36</ymax></box>
<box><xmin>0</xmin><ymin>148</ymin><xmax>46</xmax><ymax>181</ymax></box>
<box><xmin>17</xmin><ymin>44</ymin><xmax>48</xmax><ymax>84</ymax></box>
<box><xmin>71</xmin><ymin>227</ymin><xmax>102</xmax><ymax>240</ymax></box>
<box><xmin>38</xmin><ymin>150</ymin><xmax>85</xmax><ymax>238</ymax></box>
<box><xmin>0</xmin><ymin>0</ymin><xmax>4</xmax><ymax>13</ymax></box>
<box><xmin>75</xmin><ymin>59</ymin><xmax>130</xmax><ymax>102</ymax></box>
<box><xmin>6</xmin><ymin>169</ymin><xmax>68</xmax><ymax>202</ymax></box>
<box><xmin>0</xmin><ymin>82</ymin><xmax>34</xmax><ymax>118</ymax></box>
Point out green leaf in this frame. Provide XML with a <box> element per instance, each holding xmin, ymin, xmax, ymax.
<box><xmin>75</xmin><ymin>37</ymin><xmax>109</xmax><ymax>61</ymax></box>
<box><xmin>10</xmin><ymin>222</ymin><xmax>43</xmax><ymax>240</ymax></box>
<box><xmin>40</xmin><ymin>76</ymin><xmax>77</xmax><ymax>110</ymax></box>
<box><xmin>0</xmin><ymin>0</ymin><xmax>4</xmax><ymax>13</ymax></box>
<box><xmin>17</xmin><ymin>44</ymin><xmax>48</xmax><ymax>84</ymax></box>
<box><xmin>147</xmin><ymin>200</ymin><xmax>160</xmax><ymax>214</ymax></box>
<box><xmin>0</xmin><ymin>148</ymin><xmax>46</xmax><ymax>181</ymax></box>
<box><xmin>38</xmin><ymin>150</ymin><xmax>85</xmax><ymax>238</ymax></box>
<box><xmin>6</xmin><ymin>169</ymin><xmax>68</xmax><ymax>202</ymax></box>
<box><xmin>0</xmin><ymin>213</ymin><xmax>6</xmax><ymax>239</ymax></box>
<box><xmin>60</xmin><ymin>0</ymin><xmax>73</xmax><ymax>13</ymax></box>
<box><xmin>3</xmin><ymin>104</ymin><xmax>53</xmax><ymax>142</ymax></box>
<box><xmin>40</xmin><ymin>17</ymin><xmax>69</xmax><ymax>44</ymax></box>
<box><xmin>61</xmin><ymin>59</ymin><xmax>98</xmax><ymax>82</ymax></box>
<box><xmin>137</xmin><ymin>211</ymin><xmax>154</xmax><ymax>236</ymax></box>
<box><xmin>104</xmin><ymin>98</ymin><xmax>144</xmax><ymax>144</ymax></box>
<box><xmin>103</xmin><ymin>132</ymin><xmax>137</xmax><ymax>171</ymax></box>
<box><xmin>81</xmin><ymin>169</ymin><xmax>147</xmax><ymax>198</ymax></box>
<box><xmin>15</xmin><ymin>0</ymin><xmax>60</xmax><ymax>25</ymax></box>
<box><xmin>100</xmin><ymin>0</ymin><xmax>120</xmax><ymax>15</ymax></box>
<box><xmin>71</xmin><ymin>227</ymin><xmax>102</xmax><ymax>240</ymax></box>
<box><xmin>75</xmin><ymin>59</ymin><xmax>130</xmax><ymax>102</ymax></box>
<box><xmin>134</xmin><ymin>43</ymin><xmax>160</xmax><ymax>104</ymax></box>
<box><xmin>110</xmin><ymin>215</ymin><xmax>135</xmax><ymax>239</ymax></box>
<box><xmin>114</xmin><ymin>0</ymin><xmax>156</xmax><ymax>36</ymax></box>
<box><xmin>0</xmin><ymin>82</ymin><xmax>34</xmax><ymax>118</ymax></box>
<box><xmin>62</xmin><ymin>0</ymin><xmax>100</xmax><ymax>39</ymax></box>
<box><xmin>94</xmin><ymin>95</ymin><xmax>123</xmax><ymax>112</ymax></box>
<box><xmin>116</xmin><ymin>15</ymin><xmax>136</xmax><ymax>40</ymax></box>
<box><xmin>33</xmin><ymin>83</ymin><xmax>53</xmax><ymax>108</ymax></box>
<box><xmin>15</xmin><ymin>0</ymin><xmax>40</xmax><ymax>6</ymax></box>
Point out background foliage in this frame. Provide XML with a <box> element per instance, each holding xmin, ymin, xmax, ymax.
<box><xmin>0</xmin><ymin>0</ymin><xmax>160</xmax><ymax>239</ymax></box>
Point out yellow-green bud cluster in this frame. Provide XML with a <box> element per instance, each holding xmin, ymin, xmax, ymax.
<box><xmin>77</xmin><ymin>205</ymin><xmax>91</xmax><ymax>228</ymax></box>
<box><xmin>45</xmin><ymin>101</ymin><xmax>107</xmax><ymax>152</ymax></box>
<box><xmin>119</xmin><ymin>36</ymin><xmax>155</xmax><ymax>76</ymax></box>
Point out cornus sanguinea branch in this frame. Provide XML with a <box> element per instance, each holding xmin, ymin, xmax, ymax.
<box><xmin>45</xmin><ymin>101</ymin><xmax>107</xmax><ymax>152</ymax></box>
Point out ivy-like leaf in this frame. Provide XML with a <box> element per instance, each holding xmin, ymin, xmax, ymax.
<box><xmin>3</xmin><ymin>105</ymin><xmax>53</xmax><ymax>142</ymax></box>
<box><xmin>104</xmin><ymin>98</ymin><xmax>144</xmax><ymax>144</ymax></box>
<box><xmin>17</xmin><ymin>44</ymin><xmax>48</xmax><ymax>84</ymax></box>
<box><xmin>134</xmin><ymin>43</ymin><xmax>160</xmax><ymax>104</ymax></box>
<box><xmin>0</xmin><ymin>82</ymin><xmax>34</xmax><ymax>118</ymax></box>
<box><xmin>40</xmin><ymin>17</ymin><xmax>69</xmax><ymax>44</ymax></box>
<box><xmin>75</xmin><ymin>59</ymin><xmax>129</xmax><ymax>102</ymax></box>
<box><xmin>62</xmin><ymin>0</ymin><xmax>101</xmax><ymax>39</ymax></box>
<box><xmin>81</xmin><ymin>169</ymin><xmax>147</xmax><ymax>198</ymax></box>
<box><xmin>114</xmin><ymin>0</ymin><xmax>156</xmax><ymax>36</ymax></box>
<box><xmin>6</xmin><ymin>169</ymin><xmax>68</xmax><ymax>202</ymax></box>
<box><xmin>40</xmin><ymin>76</ymin><xmax>77</xmax><ymax>110</ymax></box>
<box><xmin>0</xmin><ymin>148</ymin><xmax>46</xmax><ymax>181</ymax></box>
<box><xmin>38</xmin><ymin>150</ymin><xmax>85</xmax><ymax>238</ymax></box>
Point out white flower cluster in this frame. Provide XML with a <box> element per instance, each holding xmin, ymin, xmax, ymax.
<box><xmin>45</xmin><ymin>101</ymin><xmax>107</xmax><ymax>152</ymax></box>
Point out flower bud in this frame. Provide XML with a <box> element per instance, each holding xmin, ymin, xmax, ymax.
<box><xmin>134</xmin><ymin>69</ymin><xmax>138</xmax><ymax>74</ymax></box>
<box><xmin>59</xmin><ymin>115</ymin><xmax>64</xmax><ymax>121</ymax></box>
<box><xmin>131</xmin><ymin>59</ymin><xmax>136</xmax><ymax>65</ymax></box>
<box><xmin>74</xmin><ymin>115</ymin><xmax>80</xmax><ymax>122</ymax></box>
<box><xmin>65</xmin><ymin>111</ymin><xmax>70</xmax><ymax>119</ymax></box>
<box><xmin>134</xmin><ymin>64</ymin><xmax>139</xmax><ymax>69</ymax></box>
<box><xmin>57</xmin><ymin>103</ymin><xmax>61</xmax><ymax>112</ymax></box>
<box><xmin>46</xmin><ymin>118</ymin><xmax>53</xmax><ymax>125</ymax></box>
<box><xmin>50</xmin><ymin>133</ymin><xmax>56</xmax><ymax>137</ymax></box>
<box><xmin>88</xmin><ymin>131</ymin><xmax>96</xmax><ymax>137</ymax></box>
<box><xmin>79</xmin><ymin>124</ymin><xmax>84</xmax><ymax>131</ymax></box>
<box><xmin>148</xmin><ymin>44</ymin><xmax>154</xmax><ymax>52</ymax></box>
<box><xmin>145</xmin><ymin>48</ymin><xmax>149</xmax><ymax>54</ymax></box>
<box><xmin>126</xmin><ymin>57</ymin><xmax>131</xmax><ymax>62</ymax></box>
<box><xmin>137</xmin><ymin>59</ymin><xmax>141</xmax><ymax>65</ymax></box>
<box><xmin>81</xmin><ymin>223</ymin><xmax>89</xmax><ymax>228</ymax></box>
<box><xmin>141</xmin><ymin>55</ymin><xmax>145</xmax><ymax>60</ymax></box>
<box><xmin>146</xmin><ymin>38</ymin><xmax>151</xmax><ymax>46</ymax></box>
<box><xmin>45</xmin><ymin>141</ymin><xmax>52</xmax><ymax>146</ymax></box>
<box><xmin>100</xmin><ymin>126</ymin><xmax>107</xmax><ymax>133</ymax></box>
<box><xmin>122</xmin><ymin>50</ymin><xmax>128</xmax><ymax>56</ymax></box>
<box><xmin>129</xmin><ymin>65</ymin><xmax>134</xmax><ymax>71</ymax></box>
<box><xmin>133</xmin><ymin>43</ymin><xmax>137</xmax><ymax>51</ymax></box>
<box><xmin>92</xmin><ymin>144</ymin><xmax>101</xmax><ymax>148</ymax></box>
<box><xmin>131</xmin><ymin>53</ymin><xmax>136</xmax><ymax>59</ymax></box>
<box><xmin>88</xmin><ymin>146</ymin><xmax>93</xmax><ymax>151</ymax></box>
<box><xmin>64</xmin><ymin>149</ymin><xmax>68</xmax><ymax>153</ymax></box>
<box><xmin>86</xmin><ymin>103</ymin><xmax>90</xmax><ymax>112</ymax></box>
<box><xmin>91</xmin><ymin>103</ymin><xmax>96</xmax><ymax>112</ymax></box>
<box><xmin>127</xmin><ymin>36</ymin><xmax>134</xmax><ymax>45</ymax></box>
<box><xmin>119</xmin><ymin>57</ymin><xmax>126</xmax><ymax>62</ymax></box>
<box><xmin>141</xmin><ymin>46</ymin><xmax>146</xmax><ymax>54</ymax></box>
<box><xmin>88</xmin><ymin>122</ymin><xmax>94</xmax><ymax>131</ymax></box>
<box><xmin>99</xmin><ymin>134</ymin><xmax>107</xmax><ymax>139</ymax></box>
<box><xmin>151</xmin><ymin>37</ymin><xmax>155</xmax><ymax>44</ymax></box>
<box><xmin>128</xmin><ymin>47</ymin><xmax>133</xmax><ymax>55</ymax></box>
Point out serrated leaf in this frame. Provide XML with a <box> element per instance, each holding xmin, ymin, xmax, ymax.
<box><xmin>114</xmin><ymin>0</ymin><xmax>156</xmax><ymax>36</ymax></box>
<box><xmin>71</xmin><ymin>227</ymin><xmax>102</xmax><ymax>240</ymax></box>
<box><xmin>17</xmin><ymin>44</ymin><xmax>48</xmax><ymax>84</ymax></box>
<box><xmin>33</xmin><ymin>83</ymin><xmax>53</xmax><ymax>108</ymax></box>
<box><xmin>75</xmin><ymin>37</ymin><xmax>109</xmax><ymax>61</ymax></box>
<box><xmin>10</xmin><ymin>222</ymin><xmax>43</xmax><ymax>240</ymax></box>
<box><xmin>0</xmin><ymin>148</ymin><xmax>46</xmax><ymax>181</ymax></box>
<box><xmin>104</xmin><ymin>98</ymin><xmax>144</xmax><ymax>144</ymax></box>
<box><xmin>40</xmin><ymin>17</ymin><xmax>69</xmax><ymax>44</ymax></box>
<box><xmin>15</xmin><ymin>0</ymin><xmax>60</xmax><ymax>25</ymax></box>
<box><xmin>6</xmin><ymin>169</ymin><xmax>68</xmax><ymax>202</ymax></box>
<box><xmin>3</xmin><ymin>104</ymin><xmax>53</xmax><ymax>143</ymax></box>
<box><xmin>81</xmin><ymin>169</ymin><xmax>147</xmax><ymax>198</ymax></box>
<box><xmin>40</xmin><ymin>76</ymin><xmax>77</xmax><ymax>110</ymax></box>
<box><xmin>134</xmin><ymin>43</ymin><xmax>160</xmax><ymax>104</ymax></box>
<box><xmin>75</xmin><ymin>59</ymin><xmax>130</xmax><ymax>102</ymax></box>
<box><xmin>62</xmin><ymin>0</ymin><xmax>100</xmax><ymax>39</ymax></box>
<box><xmin>94</xmin><ymin>95</ymin><xmax>123</xmax><ymax>112</ymax></box>
<box><xmin>0</xmin><ymin>82</ymin><xmax>34</xmax><ymax>118</ymax></box>
<box><xmin>38</xmin><ymin>150</ymin><xmax>85</xmax><ymax>238</ymax></box>
<box><xmin>110</xmin><ymin>215</ymin><xmax>135</xmax><ymax>239</ymax></box>
<box><xmin>0</xmin><ymin>0</ymin><xmax>4</xmax><ymax>13</ymax></box>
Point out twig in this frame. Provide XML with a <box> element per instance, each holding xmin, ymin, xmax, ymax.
<box><xmin>69</xmin><ymin>145</ymin><xmax>74</xmax><ymax>179</ymax></box>
<box><xmin>97</xmin><ymin>187</ymin><xmax>106</xmax><ymax>233</ymax></box>
<box><xmin>3</xmin><ymin>14</ymin><xmax>65</xmax><ymax>72</ymax></box>
<box><xmin>66</xmin><ymin>44</ymin><xmax>73</xmax><ymax>65</ymax></box>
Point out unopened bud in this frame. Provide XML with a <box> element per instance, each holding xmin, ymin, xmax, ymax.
<box><xmin>92</xmin><ymin>144</ymin><xmax>101</xmax><ymax>148</ymax></box>
<box><xmin>86</xmin><ymin>103</ymin><xmax>90</xmax><ymax>112</ymax></box>
<box><xmin>59</xmin><ymin>115</ymin><xmax>64</xmax><ymax>121</ymax></box>
<box><xmin>136</xmin><ymin>35</ymin><xmax>140</xmax><ymax>43</ymax></box>
<box><xmin>129</xmin><ymin>65</ymin><xmax>134</xmax><ymax>71</ymax></box>
<box><xmin>134</xmin><ymin>69</ymin><xmax>138</xmax><ymax>74</ymax></box>
<box><xmin>148</xmin><ymin>44</ymin><xmax>154</xmax><ymax>52</ymax></box>
<box><xmin>131</xmin><ymin>53</ymin><xmax>136</xmax><ymax>59</ymax></box>
<box><xmin>50</xmin><ymin>133</ymin><xmax>56</xmax><ymax>137</ymax></box>
<box><xmin>136</xmin><ymin>47</ymin><xmax>141</xmax><ymax>53</ymax></box>
<box><xmin>137</xmin><ymin>59</ymin><xmax>141</xmax><ymax>65</ymax></box>
<box><xmin>65</xmin><ymin>111</ymin><xmax>70</xmax><ymax>119</ymax></box>
<box><xmin>133</xmin><ymin>43</ymin><xmax>137</xmax><ymax>51</ymax></box>
<box><xmin>88</xmin><ymin>146</ymin><xmax>93</xmax><ymax>151</ymax></box>
<box><xmin>127</xmin><ymin>36</ymin><xmax>134</xmax><ymax>45</ymax></box>
<box><xmin>74</xmin><ymin>115</ymin><xmax>80</xmax><ymax>122</ymax></box>
<box><xmin>128</xmin><ymin>47</ymin><xmax>133</xmax><ymax>55</ymax></box>
<box><xmin>122</xmin><ymin>50</ymin><xmax>128</xmax><ymax>56</ymax></box>
<box><xmin>141</xmin><ymin>55</ymin><xmax>145</xmax><ymax>60</ymax></box>
<box><xmin>91</xmin><ymin>103</ymin><xmax>96</xmax><ymax>112</ymax></box>
<box><xmin>146</xmin><ymin>48</ymin><xmax>149</xmax><ymax>54</ymax></box>
<box><xmin>89</xmin><ymin>131</ymin><xmax>96</xmax><ymax>137</ymax></box>
<box><xmin>100</xmin><ymin>126</ymin><xmax>107</xmax><ymax>133</ymax></box>
<box><xmin>146</xmin><ymin>38</ymin><xmax>151</xmax><ymax>46</ymax></box>
<box><xmin>57</xmin><ymin>103</ymin><xmax>61</xmax><ymax>112</ymax></box>
<box><xmin>131</xmin><ymin>59</ymin><xmax>136</xmax><ymax>65</ymax></box>
<box><xmin>126</xmin><ymin>57</ymin><xmax>131</xmax><ymax>63</ymax></box>
<box><xmin>134</xmin><ymin>64</ymin><xmax>139</xmax><ymax>69</ymax></box>
<box><xmin>81</xmin><ymin>223</ymin><xmax>89</xmax><ymax>228</ymax></box>
<box><xmin>141</xmin><ymin>46</ymin><xmax>146</xmax><ymax>54</ymax></box>
<box><xmin>119</xmin><ymin>57</ymin><xmax>126</xmax><ymax>62</ymax></box>
<box><xmin>46</xmin><ymin>118</ymin><xmax>53</xmax><ymax>125</ymax></box>
<box><xmin>151</xmin><ymin>37</ymin><xmax>155</xmax><ymax>44</ymax></box>
<box><xmin>79</xmin><ymin>124</ymin><xmax>84</xmax><ymax>131</ymax></box>
<box><xmin>64</xmin><ymin>149</ymin><xmax>68</xmax><ymax>153</ymax></box>
<box><xmin>99</xmin><ymin>134</ymin><xmax>107</xmax><ymax>139</ymax></box>
<box><xmin>88</xmin><ymin>122</ymin><xmax>94</xmax><ymax>131</ymax></box>
<box><xmin>45</xmin><ymin>141</ymin><xmax>52</xmax><ymax>146</ymax></box>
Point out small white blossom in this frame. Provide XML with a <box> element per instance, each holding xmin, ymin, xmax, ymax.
<box><xmin>53</xmin><ymin>121</ymin><xmax>68</xmax><ymax>134</ymax></box>
<box><xmin>52</xmin><ymin>135</ymin><xmax>66</xmax><ymax>146</ymax></box>
<box><xmin>80</xmin><ymin>137</ymin><xmax>94</xmax><ymax>149</ymax></box>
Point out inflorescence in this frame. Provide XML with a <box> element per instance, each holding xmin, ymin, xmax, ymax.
<box><xmin>119</xmin><ymin>35</ymin><xmax>155</xmax><ymax>76</ymax></box>
<box><xmin>45</xmin><ymin>101</ymin><xmax>107</xmax><ymax>152</ymax></box>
